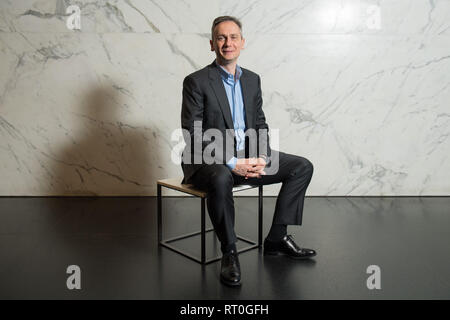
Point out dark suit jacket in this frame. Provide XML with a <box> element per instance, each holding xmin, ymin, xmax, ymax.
<box><xmin>181</xmin><ymin>60</ymin><xmax>271</xmax><ymax>183</ymax></box>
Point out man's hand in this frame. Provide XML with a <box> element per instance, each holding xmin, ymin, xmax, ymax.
<box><xmin>232</xmin><ymin>157</ymin><xmax>267</xmax><ymax>179</ymax></box>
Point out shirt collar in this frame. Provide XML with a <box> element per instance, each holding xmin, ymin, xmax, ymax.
<box><xmin>215</xmin><ymin>60</ymin><xmax>243</xmax><ymax>82</ymax></box>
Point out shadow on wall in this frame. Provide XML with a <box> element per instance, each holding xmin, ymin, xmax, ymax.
<box><xmin>50</xmin><ymin>83</ymin><xmax>153</xmax><ymax>196</ymax></box>
<box><xmin>36</xmin><ymin>84</ymin><xmax>159</xmax><ymax>297</ymax></box>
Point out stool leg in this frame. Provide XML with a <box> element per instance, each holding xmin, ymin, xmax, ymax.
<box><xmin>258</xmin><ymin>185</ymin><xmax>263</xmax><ymax>247</ymax></box>
<box><xmin>201</xmin><ymin>197</ymin><xmax>206</xmax><ymax>264</ymax></box>
<box><xmin>157</xmin><ymin>184</ymin><xmax>162</xmax><ymax>243</ymax></box>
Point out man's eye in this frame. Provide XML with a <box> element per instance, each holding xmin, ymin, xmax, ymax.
<box><xmin>217</xmin><ymin>37</ymin><xmax>225</xmax><ymax>41</ymax></box>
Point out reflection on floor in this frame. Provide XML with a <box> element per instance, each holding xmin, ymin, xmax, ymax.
<box><xmin>0</xmin><ymin>196</ymin><xmax>449</xmax><ymax>299</ymax></box>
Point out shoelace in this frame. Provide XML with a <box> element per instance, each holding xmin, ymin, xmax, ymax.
<box><xmin>225</xmin><ymin>252</ymin><xmax>239</xmax><ymax>265</ymax></box>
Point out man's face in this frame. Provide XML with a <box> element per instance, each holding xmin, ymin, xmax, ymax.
<box><xmin>210</xmin><ymin>21</ymin><xmax>245</xmax><ymax>64</ymax></box>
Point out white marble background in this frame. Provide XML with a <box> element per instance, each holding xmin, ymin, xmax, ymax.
<box><xmin>0</xmin><ymin>0</ymin><xmax>449</xmax><ymax>196</ymax></box>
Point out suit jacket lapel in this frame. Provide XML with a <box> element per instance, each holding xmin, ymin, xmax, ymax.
<box><xmin>209</xmin><ymin>63</ymin><xmax>234</xmax><ymax>129</ymax></box>
<box><xmin>208</xmin><ymin>61</ymin><xmax>255</xmax><ymax>130</ymax></box>
<box><xmin>239</xmin><ymin>71</ymin><xmax>254</xmax><ymax>129</ymax></box>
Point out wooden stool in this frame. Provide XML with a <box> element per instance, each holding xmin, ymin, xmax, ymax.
<box><xmin>157</xmin><ymin>178</ymin><xmax>263</xmax><ymax>264</ymax></box>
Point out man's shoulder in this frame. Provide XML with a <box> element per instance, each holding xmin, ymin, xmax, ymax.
<box><xmin>240</xmin><ymin>66</ymin><xmax>260</xmax><ymax>80</ymax></box>
<box><xmin>183</xmin><ymin>62</ymin><xmax>260</xmax><ymax>84</ymax></box>
<box><xmin>184</xmin><ymin>64</ymin><xmax>211</xmax><ymax>83</ymax></box>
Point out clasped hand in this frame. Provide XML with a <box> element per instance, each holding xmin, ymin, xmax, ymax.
<box><xmin>232</xmin><ymin>157</ymin><xmax>267</xmax><ymax>179</ymax></box>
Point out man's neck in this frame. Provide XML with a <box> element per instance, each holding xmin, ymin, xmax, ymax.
<box><xmin>216</xmin><ymin>58</ymin><xmax>237</xmax><ymax>75</ymax></box>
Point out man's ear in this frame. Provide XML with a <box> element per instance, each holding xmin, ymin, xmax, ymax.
<box><xmin>241</xmin><ymin>37</ymin><xmax>245</xmax><ymax>49</ymax></box>
<box><xmin>210</xmin><ymin>39</ymin><xmax>214</xmax><ymax>51</ymax></box>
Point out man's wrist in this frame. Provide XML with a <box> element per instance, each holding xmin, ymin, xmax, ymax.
<box><xmin>226</xmin><ymin>157</ymin><xmax>237</xmax><ymax>170</ymax></box>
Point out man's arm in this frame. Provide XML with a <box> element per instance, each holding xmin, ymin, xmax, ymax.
<box><xmin>181</xmin><ymin>75</ymin><xmax>203</xmax><ymax>165</ymax></box>
<box><xmin>255</xmin><ymin>75</ymin><xmax>271</xmax><ymax>163</ymax></box>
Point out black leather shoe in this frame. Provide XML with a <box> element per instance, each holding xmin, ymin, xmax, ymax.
<box><xmin>264</xmin><ymin>235</ymin><xmax>317</xmax><ymax>259</ymax></box>
<box><xmin>220</xmin><ymin>250</ymin><xmax>241</xmax><ymax>287</ymax></box>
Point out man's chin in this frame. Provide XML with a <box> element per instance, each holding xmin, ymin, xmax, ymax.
<box><xmin>217</xmin><ymin>56</ymin><xmax>238</xmax><ymax>64</ymax></box>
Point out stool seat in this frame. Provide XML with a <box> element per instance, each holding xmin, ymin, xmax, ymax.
<box><xmin>157</xmin><ymin>177</ymin><xmax>259</xmax><ymax>198</ymax></box>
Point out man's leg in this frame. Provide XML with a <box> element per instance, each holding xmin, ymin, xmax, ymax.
<box><xmin>188</xmin><ymin>164</ymin><xmax>242</xmax><ymax>286</ymax></box>
<box><xmin>188</xmin><ymin>164</ymin><xmax>237</xmax><ymax>253</ymax></box>
<box><xmin>232</xmin><ymin>150</ymin><xmax>314</xmax><ymax>244</ymax></box>
<box><xmin>233</xmin><ymin>150</ymin><xmax>313</xmax><ymax>225</ymax></box>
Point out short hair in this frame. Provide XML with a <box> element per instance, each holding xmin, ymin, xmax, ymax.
<box><xmin>211</xmin><ymin>16</ymin><xmax>243</xmax><ymax>40</ymax></box>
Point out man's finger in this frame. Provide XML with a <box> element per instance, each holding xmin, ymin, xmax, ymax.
<box><xmin>245</xmin><ymin>172</ymin><xmax>261</xmax><ymax>178</ymax></box>
<box><xmin>248</xmin><ymin>165</ymin><xmax>265</xmax><ymax>173</ymax></box>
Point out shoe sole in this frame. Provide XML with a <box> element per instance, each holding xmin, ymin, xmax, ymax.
<box><xmin>264</xmin><ymin>251</ymin><xmax>316</xmax><ymax>259</ymax></box>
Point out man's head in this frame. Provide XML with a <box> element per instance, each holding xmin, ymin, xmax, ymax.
<box><xmin>210</xmin><ymin>16</ymin><xmax>245</xmax><ymax>65</ymax></box>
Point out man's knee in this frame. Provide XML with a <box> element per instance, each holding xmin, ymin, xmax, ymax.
<box><xmin>290</xmin><ymin>157</ymin><xmax>314</xmax><ymax>178</ymax></box>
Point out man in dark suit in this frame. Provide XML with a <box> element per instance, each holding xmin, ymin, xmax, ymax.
<box><xmin>181</xmin><ymin>16</ymin><xmax>316</xmax><ymax>287</ymax></box>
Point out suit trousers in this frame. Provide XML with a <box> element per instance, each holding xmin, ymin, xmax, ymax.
<box><xmin>186</xmin><ymin>150</ymin><xmax>314</xmax><ymax>246</ymax></box>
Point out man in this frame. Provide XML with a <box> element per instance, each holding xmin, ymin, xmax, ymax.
<box><xmin>181</xmin><ymin>16</ymin><xmax>316</xmax><ymax>287</ymax></box>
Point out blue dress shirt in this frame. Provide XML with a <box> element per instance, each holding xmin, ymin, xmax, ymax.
<box><xmin>216</xmin><ymin>62</ymin><xmax>246</xmax><ymax>170</ymax></box>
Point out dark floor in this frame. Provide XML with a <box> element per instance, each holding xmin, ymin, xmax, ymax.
<box><xmin>0</xmin><ymin>196</ymin><xmax>449</xmax><ymax>299</ymax></box>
